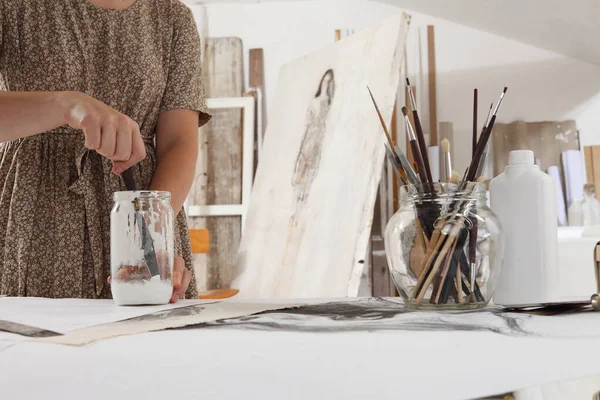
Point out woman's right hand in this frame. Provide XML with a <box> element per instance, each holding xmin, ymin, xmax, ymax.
<box><xmin>60</xmin><ymin>91</ymin><xmax>146</xmax><ymax>174</ymax></box>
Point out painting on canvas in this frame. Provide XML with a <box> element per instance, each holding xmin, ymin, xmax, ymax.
<box><xmin>232</xmin><ymin>13</ymin><xmax>411</xmax><ymax>298</ymax></box>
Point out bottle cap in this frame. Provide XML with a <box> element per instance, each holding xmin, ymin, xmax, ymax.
<box><xmin>509</xmin><ymin>150</ymin><xmax>534</xmax><ymax>165</ymax></box>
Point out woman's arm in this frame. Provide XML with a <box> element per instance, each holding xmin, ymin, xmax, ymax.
<box><xmin>0</xmin><ymin>91</ymin><xmax>69</xmax><ymax>141</ymax></box>
<box><xmin>150</xmin><ymin>109</ymin><xmax>199</xmax><ymax>215</ymax></box>
<box><xmin>0</xmin><ymin>91</ymin><xmax>146</xmax><ymax>171</ymax></box>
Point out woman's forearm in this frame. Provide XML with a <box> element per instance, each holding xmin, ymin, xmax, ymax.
<box><xmin>0</xmin><ymin>91</ymin><xmax>70</xmax><ymax>141</ymax></box>
<box><xmin>149</xmin><ymin>140</ymin><xmax>198</xmax><ymax>215</ymax></box>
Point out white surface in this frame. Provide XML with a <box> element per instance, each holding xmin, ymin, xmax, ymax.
<box><xmin>548</xmin><ymin>165</ymin><xmax>568</xmax><ymax>226</ymax></box>
<box><xmin>232</xmin><ymin>14</ymin><xmax>409</xmax><ymax>298</ymax></box>
<box><xmin>557</xmin><ymin>238</ymin><xmax>599</xmax><ymax>298</ymax></box>
<box><xmin>196</xmin><ymin>0</ymin><xmax>600</xmax><ymax>176</ymax></box>
<box><xmin>375</xmin><ymin>0</ymin><xmax>600</xmax><ymax>67</ymax></box>
<box><xmin>3</xmin><ymin>309</ymin><xmax>600</xmax><ymax>400</ymax></box>
<box><xmin>490</xmin><ymin>151</ymin><xmax>560</xmax><ymax>305</ymax></box>
<box><xmin>185</xmin><ymin>96</ymin><xmax>255</xmax><ymax>232</ymax></box>
<box><xmin>428</xmin><ymin>145</ymin><xmax>439</xmax><ymax>183</ymax></box>
<box><xmin>111</xmin><ymin>277</ymin><xmax>173</xmax><ymax>306</ymax></box>
<box><xmin>0</xmin><ymin>298</ymin><xmax>201</xmax><ymax>334</ymax></box>
<box><xmin>562</xmin><ymin>149</ymin><xmax>585</xmax><ymax>207</ymax></box>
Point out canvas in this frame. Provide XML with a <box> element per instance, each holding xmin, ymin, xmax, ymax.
<box><xmin>232</xmin><ymin>13</ymin><xmax>412</xmax><ymax>298</ymax></box>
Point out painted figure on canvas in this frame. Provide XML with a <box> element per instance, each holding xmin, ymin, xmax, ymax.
<box><xmin>276</xmin><ymin>70</ymin><xmax>336</xmax><ymax>294</ymax></box>
<box><xmin>291</xmin><ymin>69</ymin><xmax>335</xmax><ymax>204</ymax></box>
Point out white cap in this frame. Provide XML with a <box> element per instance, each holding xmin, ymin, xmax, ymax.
<box><xmin>509</xmin><ymin>150</ymin><xmax>534</xmax><ymax>165</ymax></box>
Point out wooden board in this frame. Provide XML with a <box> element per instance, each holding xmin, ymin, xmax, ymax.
<box><xmin>189</xmin><ymin>37</ymin><xmax>244</xmax><ymax>291</ymax></box>
<box><xmin>249</xmin><ymin>48</ymin><xmax>267</xmax><ymax>175</ymax></box>
<box><xmin>427</xmin><ymin>25</ymin><xmax>438</xmax><ymax>146</ymax></box>
<box><xmin>232</xmin><ymin>14</ymin><xmax>411</xmax><ymax>298</ymax></box>
<box><xmin>584</xmin><ymin>146</ymin><xmax>600</xmax><ymax>201</ymax></box>
<box><xmin>491</xmin><ymin>120</ymin><xmax>579</xmax><ymax>176</ymax></box>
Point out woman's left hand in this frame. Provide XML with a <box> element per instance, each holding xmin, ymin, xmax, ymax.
<box><xmin>171</xmin><ymin>255</ymin><xmax>191</xmax><ymax>303</ymax></box>
<box><xmin>107</xmin><ymin>255</ymin><xmax>191</xmax><ymax>303</ymax></box>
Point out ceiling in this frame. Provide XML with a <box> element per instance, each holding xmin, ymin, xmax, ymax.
<box><xmin>375</xmin><ymin>0</ymin><xmax>600</xmax><ymax>67</ymax></box>
<box><xmin>184</xmin><ymin>0</ymin><xmax>600</xmax><ymax>67</ymax></box>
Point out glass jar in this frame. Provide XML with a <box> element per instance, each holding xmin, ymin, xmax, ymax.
<box><xmin>384</xmin><ymin>183</ymin><xmax>504</xmax><ymax>309</ymax></box>
<box><xmin>111</xmin><ymin>191</ymin><xmax>174</xmax><ymax>306</ymax></box>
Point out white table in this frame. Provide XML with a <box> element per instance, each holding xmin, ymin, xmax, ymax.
<box><xmin>1</xmin><ymin>298</ymin><xmax>600</xmax><ymax>400</ymax></box>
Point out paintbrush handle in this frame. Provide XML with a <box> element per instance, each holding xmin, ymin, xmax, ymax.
<box><xmin>410</xmin><ymin>139</ymin><xmax>429</xmax><ymax>186</ymax></box>
<box><xmin>121</xmin><ymin>168</ymin><xmax>137</xmax><ymax>191</ymax></box>
<box><xmin>413</xmin><ymin>112</ymin><xmax>433</xmax><ymax>184</ymax></box>
<box><xmin>466</xmin><ymin>115</ymin><xmax>496</xmax><ymax>182</ymax></box>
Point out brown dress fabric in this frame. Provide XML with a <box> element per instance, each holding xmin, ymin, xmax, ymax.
<box><xmin>0</xmin><ymin>0</ymin><xmax>211</xmax><ymax>299</ymax></box>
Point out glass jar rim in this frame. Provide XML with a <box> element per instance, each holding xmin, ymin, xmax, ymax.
<box><xmin>400</xmin><ymin>182</ymin><xmax>488</xmax><ymax>200</ymax></box>
<box><xmin>113</xmin><ymin>190</ymin><xmax>172</xmax><ymax>201</ymax></box>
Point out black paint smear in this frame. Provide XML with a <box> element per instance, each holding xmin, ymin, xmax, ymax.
<box><xmin>176</xmin><ymin>298</ymin><xmax>536</xmax><ymax>337</ymax></box>
<box><xmin>0</xmin><ymin>320</ymin><xmax>61</xmax><ymax>338</ymax></box>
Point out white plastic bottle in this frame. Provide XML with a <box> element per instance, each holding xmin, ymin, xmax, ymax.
<box><xmin>490</xmin><ymin>150</ymin><xmax>559</xmax><ymax>305</ymax></box>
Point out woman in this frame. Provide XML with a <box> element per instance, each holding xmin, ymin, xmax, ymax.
<box><xmin>0</xmin><ymin>0</ymin><xmax>210</xmax><ymax>302</ymax></box>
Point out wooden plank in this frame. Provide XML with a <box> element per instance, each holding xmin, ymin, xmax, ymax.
<box><xmin>491</xmin><ymin>121</ymin><xmax>579</xmax><ymax>176</ymax></box>
<box><xmin>232</xmin><ymin>13</ymin><xmax>411</xmax><ymax>298</ymax></box>
<box><xmin>591</xmin><ymin>146</ymin><xmax>600</xmax><ymax>201</ymax></box>
<box><xmin>584</xmin><ymin>146</ymin><xmax>594</xmax><ymax>184</ymax></box>
<box><xmin>371</xmin><ymin>167</ymin><xmax>393</xmax><ymax>297</ymax></box>
<box><xmin>190</xmin><ymin>37</ymin><xmax>244</xmax><ymax>291</ymax></box>
<box><xmin>427</xmin><ymin>25</ymin><xmax>438</xmax><ymax>146</ymax></box>
<box><xmin>249</xmin><ymin>48</ymin><xmax>267</xmax><ymax>176</ymax></box>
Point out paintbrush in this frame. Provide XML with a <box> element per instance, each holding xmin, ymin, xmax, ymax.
<box><xmin>406</xmin><ymin>78</ymin><xmax>433</xmax><ymax>184</ymax></box>
<box><xmin>121</xmin><ymin>168</ymin><xmax>161</xmax><ymax>278</ymax></box>
<box><xmin>466</xmin><ymin>87</ymin><xmax>507</xmax><ymax>182</ymax></box>
<box><xmin>473</xmin><ymin>103</ymin><xmax>493</xmax><ymax>178</ymax></box>
<box><xmin>367</xmin><ymin>86</ymin><xmax>419</xmax><ymax>185</ymax></box>
<box><xmin>472</xmin><ymin>89</ymin><xmax>478</xmax><ymax>157</ymax></box>
<box><xmin>401</xmin><ymin>106</ymin><xmax>429</xmax><ymax>186</ymax></box>
<box><xmin>441</xmin><ymin>139</ymin><xmax>452</xmax><ymax>183</ymax></box>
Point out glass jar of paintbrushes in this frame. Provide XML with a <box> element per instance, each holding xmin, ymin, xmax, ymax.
<box><xmin>111</xmin><ymin>184</ymin><xmax>175</xmax><ymax>306</ymax></box>
<box><xmin>384</xmin><ymin>182</ymin><xmax>504</xmax><ymax>309</ymax></box>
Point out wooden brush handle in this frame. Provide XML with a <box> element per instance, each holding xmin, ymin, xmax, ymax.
<box><xmin>410</xmin><ymin>139</ymin><xmax>429</xmax><ymax>185</ymax></box>
<box><xmin>121</xmin><ymin>168</ymin><xmax>137</xmax><ymax>191</ymax></box>
<box><xmin>413</xmin><ymin>112</ymin><xmax>433</xmax><ymax>184</ymax></box>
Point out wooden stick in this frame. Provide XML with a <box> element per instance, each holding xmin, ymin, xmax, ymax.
<box><xmin>427</xmin><ymin>25</ymin><xmax>438</xmax><ymax>146</ymax></box>
<box><xmin>416</xmin><ymin>223</ymin><xmax>462</xmax><ymax>303</ymax></box>
<box><xmin>472</xmin><ymin>89</ymin><xmax>478</xmax><ymax>158</ymax></box>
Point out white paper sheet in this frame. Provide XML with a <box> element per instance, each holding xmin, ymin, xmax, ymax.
<box><xmin>562</xmin><ymin>149</ymin><xmax>584</xmax><ymax>207</ymax></box>
<box><xmin>548</xmin><ymin>165</ymin><xmax>568</xmax><ymax>226</ymax></box>
<box><xmin>0</xmin><ymin>297</ymin><xmax>206</xmax><ymax>334</ymax></box>
<box><xmin>37</xmin><ymin>300</ymin><xmax>303</xmax><ymax>346</ymax></box>
<box><xmin>428</xmin><ymin>146</ymin><xmax>440</xmax><ymax>183</ymax></box>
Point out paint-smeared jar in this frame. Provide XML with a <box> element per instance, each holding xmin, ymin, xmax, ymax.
<box><xmin>384</xmin><ymin>183</ymin><xmax>504</xmax><ymax>309</ymax></box>
<box><xmin>111</xmin><ymin>191</ymin><xmax>174</xmax><ymax>306</ymax></box>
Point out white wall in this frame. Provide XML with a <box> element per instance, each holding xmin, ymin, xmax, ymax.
<box><xmin>191</xmin><ymin>0</ymin><xmax>600</xmax><ymax>175</ymax></box>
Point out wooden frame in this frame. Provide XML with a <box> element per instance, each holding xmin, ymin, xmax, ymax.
<box><xmin>186</xmin><ymin>96</ymin><xmax>256</xmax><ymax>232</ymax></box>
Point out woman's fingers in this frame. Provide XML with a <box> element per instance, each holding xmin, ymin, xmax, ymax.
<box><xmin>112</xmin><ymin>123</ymin><xmax>145</xmax><ymax>174</ymax></box>
<box><xmin>113</xmin><ymin>117</ymin><xmax>133</xmax><ymax>162</ymax></box>
<box><xmin>170</xmin><ymin>256</ymin><xmax>190</xmax><ymax>303</ymax></box>
<box><xmin>97</xmin><ymin>120</ymin><xmax>117</xmax><ymax>158</ymax></box>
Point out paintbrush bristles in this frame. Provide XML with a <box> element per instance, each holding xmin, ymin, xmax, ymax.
<box><xmin>366</xmin><ymin>86</ymin><xmax>395</xmax><ymax>147</ymax></box>
<box><xmin>441</xmin><ymin>138</ymin><xmax>450</xmax><ymax>153</ymax></box>
<box><xmin>401</xmin><ymin>106</ymin><xmax>409</xmax><ymax>117</ymax></box>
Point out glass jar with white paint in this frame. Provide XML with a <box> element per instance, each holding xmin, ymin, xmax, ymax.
<box><xmin>111</xmin><ymin>191</ymin><xmax>174</xmax><ymax>306</ymax></box>
<box><xmin>384</xmin><ymin>182</ymin><xmax>504</xmax><ymax>309</ymax></box>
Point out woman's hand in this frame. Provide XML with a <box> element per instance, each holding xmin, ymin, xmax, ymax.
<box><xmin>171</xmin><ymin>255</ymin><xmax>192</xmax><ymax>303</ymax></box>
<box><xmin>60</xmin><ymin>91</ymin><xmax>146</xmax><ymax>173</ymax></box>
<box><xmin>107</xmin><ymin>255</ymin><xmax>191</xmax><ymax>303</ymax></box>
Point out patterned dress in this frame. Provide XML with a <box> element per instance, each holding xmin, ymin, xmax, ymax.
<box><xmin>0</xmin><ymin>0</ymin><xmax>211</xmax><ymax>298</ymax></box>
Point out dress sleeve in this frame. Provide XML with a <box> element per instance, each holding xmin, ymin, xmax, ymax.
<box><xmin>159</xmin><ymin>6</ymin><xmax>211</xmax><ymax>127</ymax></box>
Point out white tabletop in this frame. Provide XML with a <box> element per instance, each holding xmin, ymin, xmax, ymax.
<box><xmin>1</xmin><ymin>298</ymin><xmax>600</xmax><ymax>400</ymax></box>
